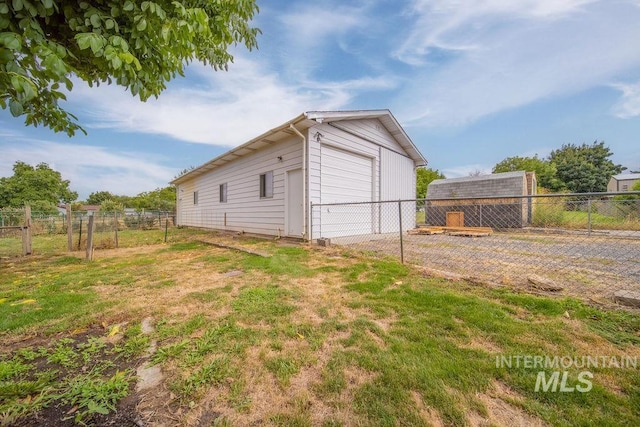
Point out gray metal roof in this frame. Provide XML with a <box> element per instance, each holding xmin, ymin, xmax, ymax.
<box><xmin>610</xmin><ymin>173</ymin><xmax>640</xmax><ymax>181</ymax></box>
<box><xmin>429</xmin><ymin>171</ymin><xmax>526</xmax><ymax>187</ymax></box>
<box><xmin>171</xmin><ymin>110</ymin><xmax>426</xmax><ymax>185</ymax></box>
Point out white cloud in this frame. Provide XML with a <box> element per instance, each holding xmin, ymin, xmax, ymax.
<box><xmin>396</xmin><ymin>0</ymin><xmax>596</xmax><ymax>65</ymax></box>
<box><xmin>0</xmin><ymin>138</ymin><xmax>176</xmax><ymax>199</ymax></box>
<box><xmin>611</xmin><ymin>81</ymin><xmax>640</xmax><ymax>118</ymax></box>
<box><xmin>393</xmin><ymin>0</ymin><xmax>640</xmax><ymax>128</ymax></box>
<box><xmin>279</xmin><ymin>6</ymin><xmax>365</xmax><ymax>49</ymax></box>
<box><xmin>67</xmin><ymin>55</ymin><xmax>389</xmax><ymax>147</ymax></box>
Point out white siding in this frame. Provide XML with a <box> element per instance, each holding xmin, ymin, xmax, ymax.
<box><xmin>177</xmin><ymin>116</ymin><xmax>419</xmax><ymax>240</ymax></box>
<box><xmin>177</xmin><ymin>136</ymin><xmax>303</xmax><ymax>235</ymax></box>
<box><xmin>380</xmin><ymin>148</ymin><xmax>416</xmax><ymax>232</ymax></box>
<box><xmin>332</xmin><ymin>119</ymin><xmax>406</xmax><ymax>154</ymax></box>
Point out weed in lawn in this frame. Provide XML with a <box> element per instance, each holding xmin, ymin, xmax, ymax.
<box><xmin>115</xmin><ymin>332</ymin><xmax>150</xmax><ymax>359</ymax></box>
<box><xmin>264</xmin><ymin>355</ymin><xmax>302</xmax><ymax>387</ymax></box>
<box><xmin>47</xmin><ymin>338</ymin><xmax>79</xmax><ymax>368</ymax></box>
<box><xmin>232</xmin><ymin>286</ymin><xmax>296</xmax><ymax>323</ymax></box>
<box><xmin>59</xmin><ymin>369</ymin><xmax>130</xmax><ymax>424</ymax></box>
<box><xmin>152</xmin><ymin>340</ymin><xmax>190</xmax><ymax>364</ymax></box>
<box><xmin>0</xmin><ymin>358</ymin><xmax>32</xmax><ymax>381</ymax></box>
<box><xmin>0</xmin><ymin>325</ymin><xmax>146</xmax><ymax>426</ymax></box>
<box><xmin>78</xmin><ymin>336</ymin><xmax>107</xmax><ymax>365</ymax></box>
<box><xmin>172</xmin><ymin>357</ymin><xmax>232</xmax><ymax>400</ymax></box>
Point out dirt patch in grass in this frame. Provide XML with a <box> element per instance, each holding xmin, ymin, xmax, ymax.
<box><xmin>459</xmin><ymin>335</ymin><xmax>503</xmax><ymax>354</ymax></box>
<box><xmin>411</xmin><ymin>390</ymin><xmax>445</xmax><ymax>427</ymax></box>
<box><xmin>473</xmin><ymin>381</ymin><xmax>549</xmax><ymax>427</ymax></box>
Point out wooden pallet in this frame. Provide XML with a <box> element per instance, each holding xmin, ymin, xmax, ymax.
<box><xmin>408</xmin><ymin>226</ymin><xmax>493</xmax><ymax>237</ymax></box>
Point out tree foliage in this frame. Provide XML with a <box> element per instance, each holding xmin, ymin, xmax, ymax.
<box><xmin>0</xmin><ymin>161</ymin><xmax>77</xmax><ymax>211</ymax></box>
<box><xmin>99</xmin><ymin>198</ymin><xmax>124</xmax><ymax>212</ymax></box>
<box><xmin>86</xmin><ymin>190</ymin><xmax>119</xmax><ymax>205</ymax></box>
<box><xmin>85</xmin><ymin>186</ymin><xmax>176</xmax><ymax>211</ymax></box>
<box><xmin>416</xmin><ymin>167</ymin><xmax>445</xmax><ymax>199</ymax></box>
<box><xmin>129</xmin><ymin>186</ymin><xmax>175</xmax><ymax>211</ymax></box>
<box><xmin>0</xmin><ymin>0</ymin><xmax>260</xmax><ymax>135</ymax></box>
<box><xmin>549</xmin><ymin>141</ymin><xmax>624</xmax><ymax>193</ymax></box>
<box><xmin>492</xmin><ymin>155</ymin><xmax>564</xmax><ymax>191</ymax></box>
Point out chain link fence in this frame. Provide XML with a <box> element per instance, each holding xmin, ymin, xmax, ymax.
<box><xmin>0</xmin><ymin>209</ymin><xmax>175</xmax><ymax>257</ymax></box>
<box><xmin>311</xmin><ymin>193</ymin><xmax>640</xmax><ymax>305</ymax></box>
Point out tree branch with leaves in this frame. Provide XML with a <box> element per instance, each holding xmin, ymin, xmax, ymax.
<box><xmin>0</xmin><ymin>0</ymin><xmax>260</xmax><ymax>135</ymax></box>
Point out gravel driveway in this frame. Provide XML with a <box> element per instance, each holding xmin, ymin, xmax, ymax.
<box><xmin>343</xmin><ymin>230</ymin><xmax>640</xmax><ymax>301</ymax></box>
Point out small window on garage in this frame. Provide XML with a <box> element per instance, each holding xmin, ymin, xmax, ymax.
<box><xmin>260</xmin><ymin>171</ymin><xmax>273</xmax><ymax>198</ymax></box>
<box><xmin>193</xmin><ymin>191</ymin><xmax>198</xmax><ymax>205</ymax></box>
<box><xmin>220</xmin><ymin>183</ymin><xmax>227</xmax><ymax>203</ymax></box>
<box><xmin>622</xmin><ymin>184</ymin><xmax>628</xmax><ymax>191</ymax></box>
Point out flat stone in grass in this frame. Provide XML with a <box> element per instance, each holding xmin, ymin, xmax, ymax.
<box><xmin>527</xmin><ymin>274</ymin><xmax>563</xmax><ymax>292</ymax></box>
<box><xmin>224</xmin><ymin>270</ymin><xmax>244</xmax><ymax>277</ymax></box>
<box><xmin>136</xmin><ymin>365</ymin><xmax>163</xmax><ymax>392</ymax></box>
<box><xmin>137</xmin><ymin>317</ymin><xmax>163</xmax><ymax>392</ymax></box>
<box><xmin>613</xmin><ymin>290</ymin><xmax>640</xmax><ymax>308</ymax></box>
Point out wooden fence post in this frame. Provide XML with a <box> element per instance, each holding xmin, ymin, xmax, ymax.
<box><xmin>22</xmin><ymin>205</ymin><xmax>32</xmax><ymax>256</ymax></box>
<box><xmin>86</xmin><ymin>215</ymin><xmax>95</xmax><ymax>260</ymax></box>
<box><xmin>114</xmin><ymin>211</ymin><xmax>119</xmax><ymax>248</ymax></box>
<box><xmin>66</xmin><ymin>204</ymin><xmax>72</xmax><ymax>251</ymax></box>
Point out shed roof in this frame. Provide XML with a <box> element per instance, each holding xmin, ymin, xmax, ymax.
<box><xmin>171</xmin><ymin>110</ymin><xmax>426</xmax><ymax>185</ymax></box>
<box><xmin>429</xmin><ymin>171</ymin><xmax>526</xmax><ymax>187</ymax></box>
<box><xmin>610</xmin><ymin>173</ymin><xmax>640</xmax><ymax>181</ymax></box>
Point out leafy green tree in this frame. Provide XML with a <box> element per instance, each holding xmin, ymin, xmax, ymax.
<box><xmin>100</xmin><ymin>199</ymin><xmax>125</xmax><ymax>212</ymax></box>
<box><xmin>492</xmin><ymin>155</ymin><xmax>564</xmax><ymax>191</ymax></box>
<box><xmin>86</xmin><ymin>191</ymin><xmax>118</xmax><ymax>205</ymax></box>
<box><xmin>130</xmin><ymin>186</ymin><xmax>176</xmax><ymax>211</ymax></box>
<box><xmin>0</xmin><ymin>0</ymin><xmax>260</xmax><ymax>135</ymax></box>
<box><xmin>416</xmin><ymin>168</ymin><xmax>445</xmax><ymax>199</ymax></box>
<box><xmin>0</xmin><ymin>161</ymin><xmax>77</xmax><ymax>210</ymax></box>
<box><xmin>549</xmin><ymin>141</ymin><xmax>624</xmax><ymax>193</ymax></box>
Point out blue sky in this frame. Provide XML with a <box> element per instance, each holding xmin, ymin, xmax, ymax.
<box><xmin>2</xmin><ymin>0</ymin><xmax>640</xmax><ymax>200</ymax></box>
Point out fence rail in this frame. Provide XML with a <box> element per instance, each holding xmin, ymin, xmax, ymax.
<box><xmin>312</xmin><ymin>192</ymin><xmax>640</xmax><ymax>306</ymax></box>
<box><xmin>0</xmin><ymin>208</ymin><xmax>176</xmax><ymax>258</ymax></box>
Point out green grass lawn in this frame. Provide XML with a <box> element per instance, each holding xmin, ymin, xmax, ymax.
<box><xmin>1</xmin><ymin>231</ymin><xmax>639</xmax><ymax>425</ymax></box>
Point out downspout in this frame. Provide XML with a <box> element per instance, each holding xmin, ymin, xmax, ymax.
<box><xmin>289</xmin><ymin>124</ymin><xmax>308</xmax><ymax>240</ymax></box>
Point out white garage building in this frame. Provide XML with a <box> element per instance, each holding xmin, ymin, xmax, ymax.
<box><xmin>171</xmin><ymin>110</ymin><xmax>427</xmax><ymax>240</ymax></box>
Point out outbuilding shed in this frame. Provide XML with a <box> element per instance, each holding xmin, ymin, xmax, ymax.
<box><xmin>607</xmin><ymin>173</ymin><xmax>640</xmax><ymax>192</ymax></box>
<box><xmin>425</xmin><ymin>171</ymin><xmax>537</xmax><ymax>228</ymax></box>
<box><xmin>171</xmin><ymin>110</ymin><xmax>427</xmax><ymax>240</ymax></box>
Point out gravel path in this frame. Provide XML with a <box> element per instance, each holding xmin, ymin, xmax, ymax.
<box><xmin>344</xmin><ymin>231</ymin><xmax>640</xmax><ymax>300</ymax></box>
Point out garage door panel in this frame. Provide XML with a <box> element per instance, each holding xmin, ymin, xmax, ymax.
<box><xmin>320</xmin><ymin>146</ymin><xmax>373</xmax><ymax>238</ymax></box>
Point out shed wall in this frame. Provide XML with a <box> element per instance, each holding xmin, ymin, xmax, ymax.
<box><xmin>425</xmin><ymin>173</ymin><xmax>532</xmax><ymax>228</ymax></box>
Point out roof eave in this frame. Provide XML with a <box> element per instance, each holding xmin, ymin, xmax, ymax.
<box><xmin>171</xmin><ymin>113</ymin><xmax>310</xmax><ymax>185</ymax></box>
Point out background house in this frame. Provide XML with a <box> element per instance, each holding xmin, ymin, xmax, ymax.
<box><xmin>171</xmin><ymin>110</ymin><xmax>427</xmax><ymax>240</ymax></box>
<box><xmin>425</xmin><ymin>171</ymin><xmax>537</xmax><ymax>228</ymax></box>
<box><xmin>607</xmin><ymin>173</ymin><xmax>640</xmax><ymax>192</ymax></box>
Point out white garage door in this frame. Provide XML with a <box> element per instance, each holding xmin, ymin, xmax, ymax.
<box><xmin>320</xmin><ymin>145</ymin><xmax>373</xmax><ymax>238</ymax></box>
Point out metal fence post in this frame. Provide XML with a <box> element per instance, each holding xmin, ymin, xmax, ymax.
<box><xmin>309</xmin><ymin>202</ymin><xmax>313</xmax><ymax>242</ymax></box>
<box><xmin>587</xmin><ymin>198</ymin><xmax>592</xmax><ymax>236</ymax></box>
<box><xmin>398</xmin><ymin>200</ymin><xmax>404</xmax><ymax>264</ymax></box>
<box><xmin>66</xmin><ymin>204</ymin><xmax>72</xmax><ymax>251</ymax></box>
